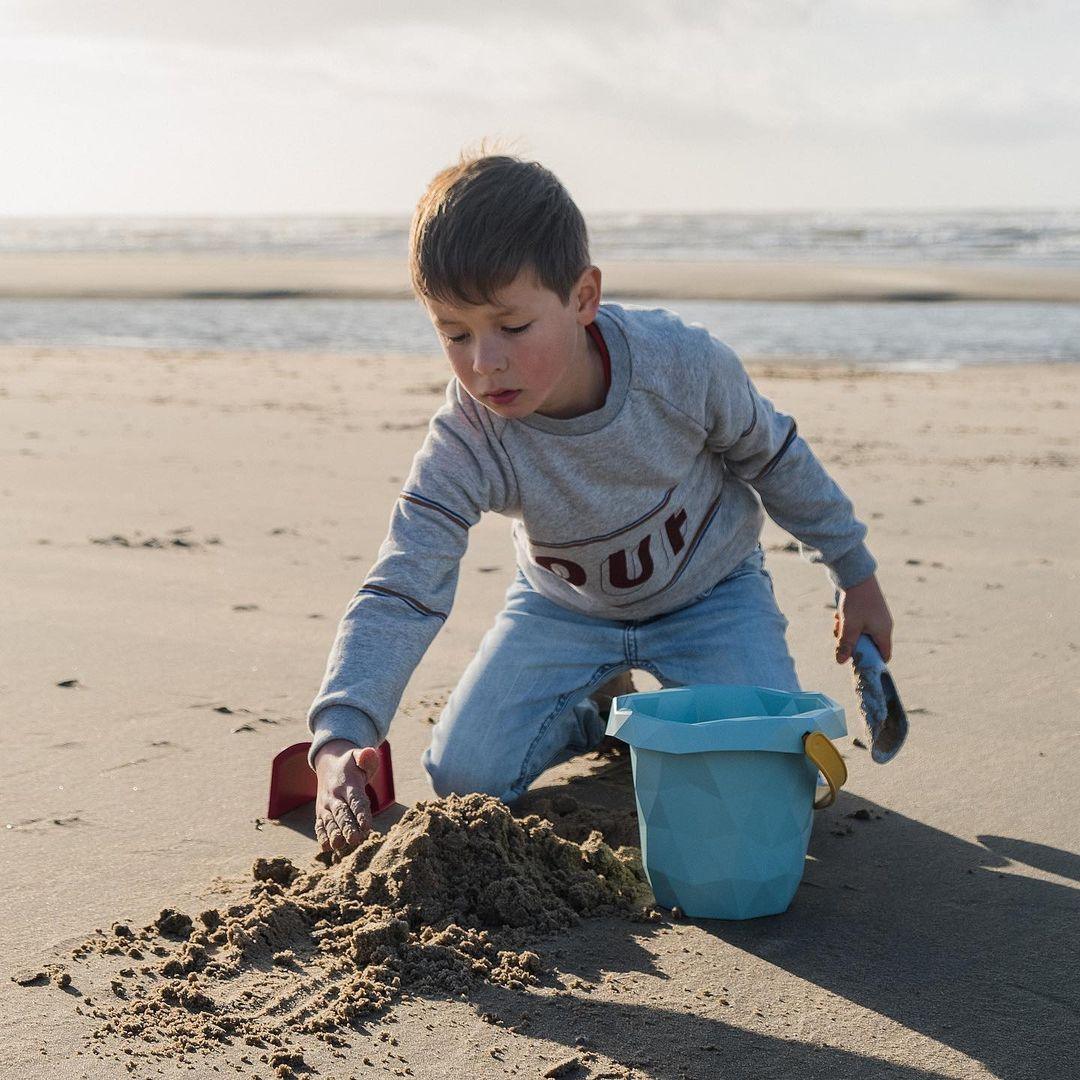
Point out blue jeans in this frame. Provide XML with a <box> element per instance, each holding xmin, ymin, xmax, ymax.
<box><xmin>421</xmin><ymin>545</ymin><xmax>800</xmax><ymax>802</ymax></box>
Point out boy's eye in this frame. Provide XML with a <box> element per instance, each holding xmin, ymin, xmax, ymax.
<box><xmin>443</xmin><ymin>323</ymin><xmax>531</xmax><ymax>345</ymax></box>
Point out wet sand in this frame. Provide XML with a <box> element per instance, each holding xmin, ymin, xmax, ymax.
<box><xmin>1</xmin><ymin>345</ymin><xmax>1078</xmax><ymax>1078</ymax></box>
<box><xmin>3</xmin><ymin>252</ymin><xmax>1080</xmax><ymax>301</ymax></box>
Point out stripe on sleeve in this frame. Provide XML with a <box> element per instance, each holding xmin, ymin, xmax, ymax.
<box><xmin>400</xmin><ymin>490</ymin><xmax>470</xmax><ymax>530</ymax></box>
<box><xmin>358</xmin><ymin>583</ymin><xmax>448</xmax><ymax>620</ymax></box>
<box><xmin>752</xmin><ymin>420</ymin><xmax>798</xmax><ymax>482</ymax></box>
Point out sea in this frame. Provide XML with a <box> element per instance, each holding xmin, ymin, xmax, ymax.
<box><xmin>2</xmin><ymin>210</ymin><xmax>1079</xmax><ymax>366</ymax></box>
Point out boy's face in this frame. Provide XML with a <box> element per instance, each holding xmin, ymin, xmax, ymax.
<box><xmin>423</xmin><ymin>265</ymin><xmax>603</xmax><ymax>420</ymax></box>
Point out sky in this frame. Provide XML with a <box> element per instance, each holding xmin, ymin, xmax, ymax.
<box><xmin>1</xmin><ymin>0</ymin><xmax>1077</xmax><ymax>215</ymax></box>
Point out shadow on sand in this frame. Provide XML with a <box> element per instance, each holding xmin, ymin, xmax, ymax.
<box><xmin>280</xmin><ymin>760</ymin><xmax>1078</xmax><ymax>1078</ymax></box>
<box><xmin>491</xmin><ymin>768</ymin><xmax>1079</xmax><ymax>1080</ymax></box>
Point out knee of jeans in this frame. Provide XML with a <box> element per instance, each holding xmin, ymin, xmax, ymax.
<box><xmin>422</xmin><ymin>743</ymin><xmax>515</xmax><ymax>802</ymax></box>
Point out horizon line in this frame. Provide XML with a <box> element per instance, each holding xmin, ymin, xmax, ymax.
<box><xmin>2</xmin><ymin>205</ymin><xmax>1078</xmax><ymax>222</ymax></box>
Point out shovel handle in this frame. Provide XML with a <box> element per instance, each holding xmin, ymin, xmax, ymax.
<box><xmin>804</xmin><ymin>731</ymin><xmax>847</xmax><ymax>810</ymax></box>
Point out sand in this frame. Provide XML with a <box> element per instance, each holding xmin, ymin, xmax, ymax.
<box><xmin>4</xmin><ymin>252</ymin><xmax>1080</xmax><ymax>301</ymax></box>
<box><xmin>2</xmin><ymin>343</ymin><xmax>1079</xmax><ymax>1078</ymax></box>
<box><xmin>56</xmin><ymin>794</ymin><xmax>647</xmax><ymax>1077</ymax></box>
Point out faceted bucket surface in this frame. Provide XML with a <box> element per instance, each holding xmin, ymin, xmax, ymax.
<box><xmin>607</xmin><ymin>684</ymin><xmax>846</xmax><ymax>920</ymax></box>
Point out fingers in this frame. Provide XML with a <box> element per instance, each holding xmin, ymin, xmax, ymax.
<box><xmin>317</xmin><ymin>810</ymin><xmax>344</xmax><ymax>854</ymax></box>
<box><xmin>331</xmin><ymin>802</ymin><xmax>363</xmax><ymax>851</ymax></box>
<box><xmin>872</xmin><ymin>627</ymin><xmax>893</xmax><ymax>663</ymax></box>
<box><xmin>315</xmin><ymin>806</ymin><xmax>354</xmax><ymax>855</ymax></box>
<box><xmin>834</xmin><ymin>574</ymin><xmax>894</xmax><ymax>664</ymax></box>
<box><xmin>313</xmin><ymin>744</ymin><xmax>381</xmax><ymax>855</ymax></box>
<box><xmin>347</xmin><ymin>792</ymin><xmax>373</xmax><ymax>836</ymax></box>
<box><xmin>835</xmin><ymin>618</ymin><xmax>860</xmax><ymax>664</ymax></box>
<box><xmin>316</xmin><ymin>793</ymin><xmax>372</xmax><ymax>855</ymax></box>
<box><xmin>833</xmin><ymin>611</ymin><xmax>847</xmax><ymax>664</ymax></box>
<box><xmin>836</xmin><ymin>619</ymin><xmax>894</xmax><ymax>664</ymax></box>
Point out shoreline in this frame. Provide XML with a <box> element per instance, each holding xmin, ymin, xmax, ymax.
<box><xmin>1</xmin><ymin>343</ymin><xmax>1073</xmax><ymax>373</ymax></box>
<box><xmin>3</xmin><ymin>252</ymin><xmax>1080</xmax><ymax>302</ymax></box>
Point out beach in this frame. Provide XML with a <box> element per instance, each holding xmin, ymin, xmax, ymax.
<box><xmin>4</xmin><ymin>252</ymin><xmax>1080</xmax><ymax>302</ymax></box>
<box><xmin>2</xmin><ymin>343</ymin><xmax>1078</xmax><ymax>1078</ymax></box>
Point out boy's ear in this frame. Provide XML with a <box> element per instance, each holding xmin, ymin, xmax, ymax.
<box><xmin>573</xmin><ymin>265</ymin><xmax>602</xmax><ymax>323</ymax></box>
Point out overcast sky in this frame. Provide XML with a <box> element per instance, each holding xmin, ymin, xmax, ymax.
<box><xmin>1</xmin><ymin>0</ymin><xmax>1077</xmax><ymax>215</ymax></box>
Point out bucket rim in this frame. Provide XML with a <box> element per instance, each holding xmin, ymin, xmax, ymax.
<box><xmin>606</xmin><ymin>683</ymin><xmax>846</xmax><ymax>754</ymax></box>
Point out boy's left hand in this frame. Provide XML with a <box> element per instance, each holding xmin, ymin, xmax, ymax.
<box><xmin>834</xmin><ymin>573</ymin><xmax>893</xmax><ymax>664</ymax></box>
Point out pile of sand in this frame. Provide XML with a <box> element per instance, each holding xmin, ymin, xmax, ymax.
<box><xmin>58</xmin><ymin>794</ymin><xmax>649</xmax><ymax>1075</ymax></box>
<box><xmin>514</xmin><ymin>790</ymin><xmax>641</xmax><ymax>851</ymax></box>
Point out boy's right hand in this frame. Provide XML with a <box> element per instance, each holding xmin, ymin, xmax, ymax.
<box><xmin>313</xmin><ymin>739</ymin><xmax>381</xmax><ymax>855</ymax></box>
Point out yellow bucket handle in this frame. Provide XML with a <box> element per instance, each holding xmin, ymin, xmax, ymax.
<box><xmin>803</xmin><ymin>731</ymin><xmax>848</xmax><ymax>810</ymax></box>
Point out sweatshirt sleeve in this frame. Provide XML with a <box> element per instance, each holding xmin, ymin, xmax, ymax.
<box><xmin>702</xmin><ymin>335</ymin><xmax>877</xmax><ymax>591</ymax></box>
<box><xmin>306</xmin><ymin>383</ymin><xmax>514</xmax><ymax>767</ymax></box>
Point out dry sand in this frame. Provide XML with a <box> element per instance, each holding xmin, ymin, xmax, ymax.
<box><xmin>4</xmin><ymin>252</ymin><xmax>1080</xmax><ymax>301</ymax></box>
<box><xmin>1</xmin><ymin>342</ymin><xmax>1079</xmax><ymax>1079</ymax></box>
<box><xmin>46</xmin><ymin>794</ymin><xmax>648</xmax><ymax>1077</ymax></box>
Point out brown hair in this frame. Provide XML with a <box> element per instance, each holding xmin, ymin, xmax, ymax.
<box><xmin>409</xmin><ymin>147</ymin><xmax>590</xmax><ymax>308</ymax></box>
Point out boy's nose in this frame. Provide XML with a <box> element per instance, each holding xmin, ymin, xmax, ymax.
<box><xmin>472</xmin><ymin>344</ymin><xmax>507</xmax><ymax>375</ymax></box>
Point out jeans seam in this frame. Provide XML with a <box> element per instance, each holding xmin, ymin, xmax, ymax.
<box><xmin>513</xmin><ymin>663</ymin><xmax>621</xmax><ymax>793</ymax></box>
<box><xmin>760</xmin><ymin>566</ymin><xmax>777</xmax><ymax>599</ymax></box>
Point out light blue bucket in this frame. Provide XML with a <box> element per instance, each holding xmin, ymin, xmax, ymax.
<box><xmin>607</xmin><ymin>685</ymin><xmax>847</xmax><ymax>920</ymax></box>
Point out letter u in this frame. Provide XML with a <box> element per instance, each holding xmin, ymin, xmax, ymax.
<box><xmin>606</xmin><ymin>535</ymin><xmax>654</xmax><ymax>589</ymax></box>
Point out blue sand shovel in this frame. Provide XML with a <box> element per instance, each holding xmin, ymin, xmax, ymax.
<box><xmin>850</xmin><ymin>633</ymin><xmax>909</xmax><ymax>764</ymax></box>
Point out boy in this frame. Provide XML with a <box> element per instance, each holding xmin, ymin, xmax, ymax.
<box><xmin>309</xmin><ymin>153</ymin><xmax>893</xmax><ymax>855</ymax></box>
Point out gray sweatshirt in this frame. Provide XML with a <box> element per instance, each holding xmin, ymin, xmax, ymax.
<box><xmin>307</xmin><ymin>302</ymin><xmax>876</xmax><ymax>762</ymax></box>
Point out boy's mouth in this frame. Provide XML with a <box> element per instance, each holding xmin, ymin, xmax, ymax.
<box><xmin>485</xmin><ymin>389</ymin><xmax>521</xmax><ymax>405</ymax></box>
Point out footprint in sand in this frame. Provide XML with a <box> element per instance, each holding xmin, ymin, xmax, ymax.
<box><xmin>90</xmin><ymin>533</ymin><xmax>207</xmax><ymax>549</ymax></box>
<box><xmin>228</xmin><ymin>718</ymin><xmax>279</xmax><ymax>734</ymax></box>
<box><xmin>7</xmin><ymin>815</ymin><xmax>85</xmax><ymax>832</ymax></box>
<box><xmin>379</xmin><ymin>419</ymin><xmax>429</xmax><ymax>431</ymax></box>
<box><xmin>198</xmin><ymin>704</ymin><xmax>287</xmax><ymax>727</ymax></box>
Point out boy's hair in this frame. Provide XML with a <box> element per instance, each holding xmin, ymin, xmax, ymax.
<box><xmin>409</xmin><ymin>150</ymin><xmax>590</xmax><ymax>308</ymax></box>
